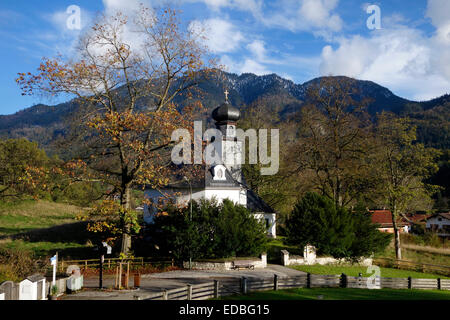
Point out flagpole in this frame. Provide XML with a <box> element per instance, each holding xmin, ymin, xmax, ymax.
<box><xmin>51</xmin><ymin>252</ymin><xmax>57</xmax><ymax>286</ymax></box>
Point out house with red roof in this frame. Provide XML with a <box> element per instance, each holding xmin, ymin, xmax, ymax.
<box><xmin>370</xmin><ymin>209</ymin><xmax>410</xmax><ymax>234</ymax></box>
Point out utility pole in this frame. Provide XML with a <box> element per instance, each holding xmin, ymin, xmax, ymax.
<box><xmin>99</xmin><ymin>242</ymin><xmax>112</xmax><ymax>289</ymax></box>
<box><xmin>184</xmin><ymin>176</ymin><xmax>193</xmax><ymax>270</ymax></box>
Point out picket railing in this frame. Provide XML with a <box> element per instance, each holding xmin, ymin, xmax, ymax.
<box><xmin>133</xmin><ymin>273</ymin><xmax>450</xmax><ymax>300</ymax></box>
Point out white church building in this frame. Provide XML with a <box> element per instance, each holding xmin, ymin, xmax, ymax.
<box><xmin>143</xmin><ymin>94</ymin><xmax>277</xmax><ymax>237</ymax></box>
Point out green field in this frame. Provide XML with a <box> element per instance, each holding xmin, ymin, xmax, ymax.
<box><xmin>290</xmin><ymin>264</ymin><xmax>450</xmax><ymax>279</ymax></box>
<box><xmin>376</xmin><ymin>244</ymin><xmax>450</xmax><ymax>266</ymax></box>
<box><xmin>219</xmin><ymin>288</ymin><xmax>450</xmax><ymax>300</ymax></box>
<box><xmin>0</xmin><ymin>200</ymin><xmax>94</xmax><ymax>258</ymax></box>
<box><xmin>267</xmin><ymin>236</ymin><xmax>450</xmax><ymax>278</ymax></box>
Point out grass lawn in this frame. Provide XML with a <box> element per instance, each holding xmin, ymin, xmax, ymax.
<box><xmin>376</xmin><ymin>244</ymin><xmax>450</xmax><ymax>266</ymax></box>
<box><xmin>0</xmin><ymin>200</ymin><xmax>82</xmax><ymax>235</ymax></box>
<box><xmin>0</xmin><ymin>200</ymin><xmax>94</xmax><ymax>258</ymax></box>
<box><xmin>266</xmin><ymin>236</ymin><xmax>302</xmax><ymax>263</ymax></box>
<box><xmin>219</xmin><ymin>288</ymin><xmax>450</xmax><ymax>300</ymax></box>
<box><xmin>290</xmin><ymin>264</ymin><xmax>450</xmax><ymax>279</ymax></box>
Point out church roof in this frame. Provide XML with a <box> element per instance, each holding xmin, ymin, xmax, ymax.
<box><xmin>212</xmin><ymin>102</ymin><xmax>240</xmax><ymax>122</ymax></box>
<box><xmin>246</xmin><ymin>189</ymin><xmax>275</xmax><ymax>214</ymax></box>
<box><xmin>161</xmin><ymin>164</ymin><xmax>239</xmax><ymax>189</ymax></box>
<box><xmin>154</xmin><ymin>164</ymin><xmax>275</xmax><ymax>214</ymax></box>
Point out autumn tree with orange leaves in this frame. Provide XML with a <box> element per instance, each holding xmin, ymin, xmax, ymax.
<box><xmin>17</xmin><ymin>7</ymin><xmax>214</xmax><ymax>254</ymax></box>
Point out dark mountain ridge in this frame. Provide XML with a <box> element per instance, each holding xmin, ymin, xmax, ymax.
<box><xmin>1</xmin><ymin>71</ymin><xmax>449</xmax><ymax>151</ymax></box>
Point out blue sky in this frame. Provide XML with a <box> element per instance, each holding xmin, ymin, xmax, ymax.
<box><xmin>0</xmin><ymin>0</ymin><xmax>449</xmax><ymax>115</ymax></box>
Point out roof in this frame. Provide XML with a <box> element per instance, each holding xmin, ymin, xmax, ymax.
<box><xmin>212</xmin><ymin>102</ymin><xmax>240</xmax><ymax>122</ymax></box>
<box><xmin>163</xmin><ymin>164</ymin><xmax>240</xmax><ymax>189</ymax></box>
<box><xmin>370</xmin><ymin>210</ymin><xmax>409</xmax><ymax>227</ymax></box>
<box><xmin>147</xmin><ymin>163</ymin><xmax>275</xmax><ymax>214</ymax></box>
<box><xmin>405</xmin><ymin>213</ymin><xmax>428</xmax><ymax>223</ymax></box>
<box><xmin>427</xmin><ymin>212</ymin><xmax>450</xmax><ymax>221</ymax></box>
<box><xmin>27</xmin><ymin>274</ymin><xmax>45</xmax><ymax>282</ymax></box>
<box><xmin>246</xmin><ymin>189</ymin><xmax>275</xmax><ymax>214</ymax></box>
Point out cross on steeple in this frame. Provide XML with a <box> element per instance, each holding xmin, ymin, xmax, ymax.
<box><xmin>224</xmin><ymin>89</ymin><xmax>229</xmax><ymax>103</ymax></box>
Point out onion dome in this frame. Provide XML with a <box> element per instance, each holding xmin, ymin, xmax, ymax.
<box><xmin>212</xmin><ymin>102</ymin><xmax>240</xmax><ymax>122</ymax></box>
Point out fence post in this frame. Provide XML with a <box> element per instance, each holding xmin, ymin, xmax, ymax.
<box><xmin>118</xmin><ymin>263</ymin><xmax>123</xmax><ymax>289</ymax></box>
<box><xmin>274</xmin><ymin>274</ymin><xmax>278</xmax><ymax>291</ymax></box>
<box><xmin>307</xmin><ymin>273</ymin><xmax>311</xmax><ymax>289</ymax></box>
<box><xmin>408</xmin><ymin>276</ymin><xmax>412</xmax><ymax>289</ymax></box>
<box><xmin>358</xmin><ymin>272</ymin><xmax>362</xmax><ymax>288</ymax></box>
<box><xmin>162</xmin><ymin>290</ymin><xmax>168</xmax><ymax>300</ymax></box>
<box><xmin>241</xmin><ymin>277</ymin><xmax>248</xmax><ymax>294</ymax></box>
<box><xmin>187</xmin><ymin>285</ymin><xmax>192</xmax><ymax>300</ymax></box>
<box><xmin>437</xmin><ymin>278</ymin><xmax>441</xmax><ymax>290</ymax></box>
<box><xmin>85</xmin><ymin>260</ymin><xmax>88</xmax><ymax>270</ymax></box>
<box><xmin>214</xmin><ymin>280</ymin><xmax>219</xmax><ymax>299</ymax></box>
<box><xmin>340</xmin><ymin>273</ymin><xmax>347</xmax><ymax>288</ymax></box>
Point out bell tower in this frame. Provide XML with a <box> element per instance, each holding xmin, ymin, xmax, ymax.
<box><xmin>211</xmin><ymin>90</ymin><xmax>242</xmax><ymax>183</ymax></box>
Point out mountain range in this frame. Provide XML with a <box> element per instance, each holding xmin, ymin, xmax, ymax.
<box><xmin>1</xmin><ymin>71</ymin><xmax>449</xmax><ymax>152</ymax></box>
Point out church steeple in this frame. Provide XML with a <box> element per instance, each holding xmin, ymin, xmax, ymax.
<box><xmin>211</xmin><ymin>90</ymin><xmax>242</xmax><ymax>183</ymax></box>
<box><xmin>212</xmin><ymin>90</ymin><xmax>240</xmax><ymax>138</ymax></box>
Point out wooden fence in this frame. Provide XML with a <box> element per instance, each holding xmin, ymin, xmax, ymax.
<box><xmin>373</xmin><ymin>257</ymin><xmax>450</xmax><ymax>277</ymax></box>
<box><xmin>57</xmin><ymin>257</ymin><xmax>173</xmax><ymax>273</ymax></box>
<box><xmin>134</xmin><ymin>273</ymin><xmax>450</xmax><ymax>300</ymax></box>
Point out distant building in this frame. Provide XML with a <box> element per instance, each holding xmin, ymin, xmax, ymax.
<box><xmin>426</xmin><ymin>212</ymin><xmax>450</xmax><ymax>237</ymax></box>
<box><xmin>370</xmin><ymin>209</ymin><xmax>409</xmax><ymax>233</ymax></box>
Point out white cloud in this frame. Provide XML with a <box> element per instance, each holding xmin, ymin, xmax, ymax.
<box><xmin>240</xmin><ymin>58</ymin><xmax>270</xmax><ymax>75</ymax></box>
<box><xmin>319</xmin><ymin>24</ymin><xmax>450</xmax><ymax>100</ymax></box>
<box><xmin>189</xmin><ymin>18</ymin><xmax>244</xmax><ymax>53</ymax></box>
<box><xmin>102</xmin><ymin>0</ymin><xmax>154</xmax><ymax>15</ymax></box>
<box><xmin>188</xmin><ymin>0</ymin><xmax>263</xmax><ymax>17</ymax></box>
<box><xmin>220</xmin><ymin>55</ymin><xmax>270</xmax><ymax>75</ymax></box>
<box><xmin>299</xmin><ymin>0</ymin><xmax>342</xmax><ymax>30</ymax></box>
<box><xmin>261</xmin><ymin>0</ymin><xmax>342</xmax><ymax>38</ymax></box>
<box><xmin>426</xmin><ymin>0</ymin><xmax>450</xmax><ymax>29</ymax></box>
<box><xmin>246</xmin><ymin>40</ymin><xmax>266</xmax><ymax>61</ymax></box>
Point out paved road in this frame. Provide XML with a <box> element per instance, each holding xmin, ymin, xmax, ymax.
<box><xmin>61</xmin><ymin>265</ymin><xmax>306</xmax><ymax>300</ymax></box>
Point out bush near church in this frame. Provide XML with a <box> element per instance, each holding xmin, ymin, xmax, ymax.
<box><xmin>286</xmin><ymin>192</ymin><xmax>391</xmax><ymax>260</ymax></box>
<box><xmin>148</xmin><ymin>199</ymin><xmax>268</xmax><ymax>261</ymax></box>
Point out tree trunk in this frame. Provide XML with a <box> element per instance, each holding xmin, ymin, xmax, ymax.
<box><xmin>391</xmin><ymin>211</ymin><xmax>402</xmax><ymax>260</ymax></box>
<box><xmin>120</xmin><ymin>186</ymin><xmax>132</xmax><ymax>255</ymax></box>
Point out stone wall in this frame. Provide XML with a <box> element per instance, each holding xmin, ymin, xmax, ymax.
<box><xmin>183</xmin><ymin>253</ymin><xmax>267</xmax><ymax>270</ymax></box>
<box><xmin>281</xmin><ymin>248</ymin><xmax>372</xmax><ymax>267</ymax></box>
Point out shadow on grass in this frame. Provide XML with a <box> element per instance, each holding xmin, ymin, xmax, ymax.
<box><xmin>0</xmin><ymin>222</ymin><xmax>102</xmax><ymax>259</ymax></box>
<box><xmin>0</xmin><ymin>221</ymin><xmax>92</xmax><ymax>243</ymax></box>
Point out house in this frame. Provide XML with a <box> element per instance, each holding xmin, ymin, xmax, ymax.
<box><xmin>404</xmin><ymin>213</ymin><xmax>428</xmax><ymax>233</ymax></box>
<box><xmin>143</xmin><ymin>94</ymin><xmax>277</xmax><ymax>237</ymax></box>
<box><xmin>370</xmin><ymin>209</ymin><xmax>409</xmax><ymax>233</ymax></box>
<box><xmin>426</xmin><ymin>212</ymin><xmax>450</xmax><ymax>237</ymax></box>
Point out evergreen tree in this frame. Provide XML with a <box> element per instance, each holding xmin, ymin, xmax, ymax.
<box><xmin>149</xmin><ymin>199</ymin><xmax>267</xmax><ymax>261</ymax></box>
<box><xmin>286</xmin><ymin>192</ymin><xmax>390</xmax><ymax>259</ymax></box>
<box><xmin>349</xmin><ymin>202</ymin><xmax>392</xmax><ymax>259</ymax></box>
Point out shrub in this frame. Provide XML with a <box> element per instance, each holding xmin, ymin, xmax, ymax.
<box><xmin>0</xmin><ymin>247</ymin><xmax>46</xmax><ymax>282</ymax></box>
<box><xmin>148</xmin><ymin>199</ymin><xmax>268</xmax><ymax>261</ymax></box>
<box><xmin>286</xmin><ymin>192</ymin><xmax>391</xmax><ymax>259</ymax></box>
